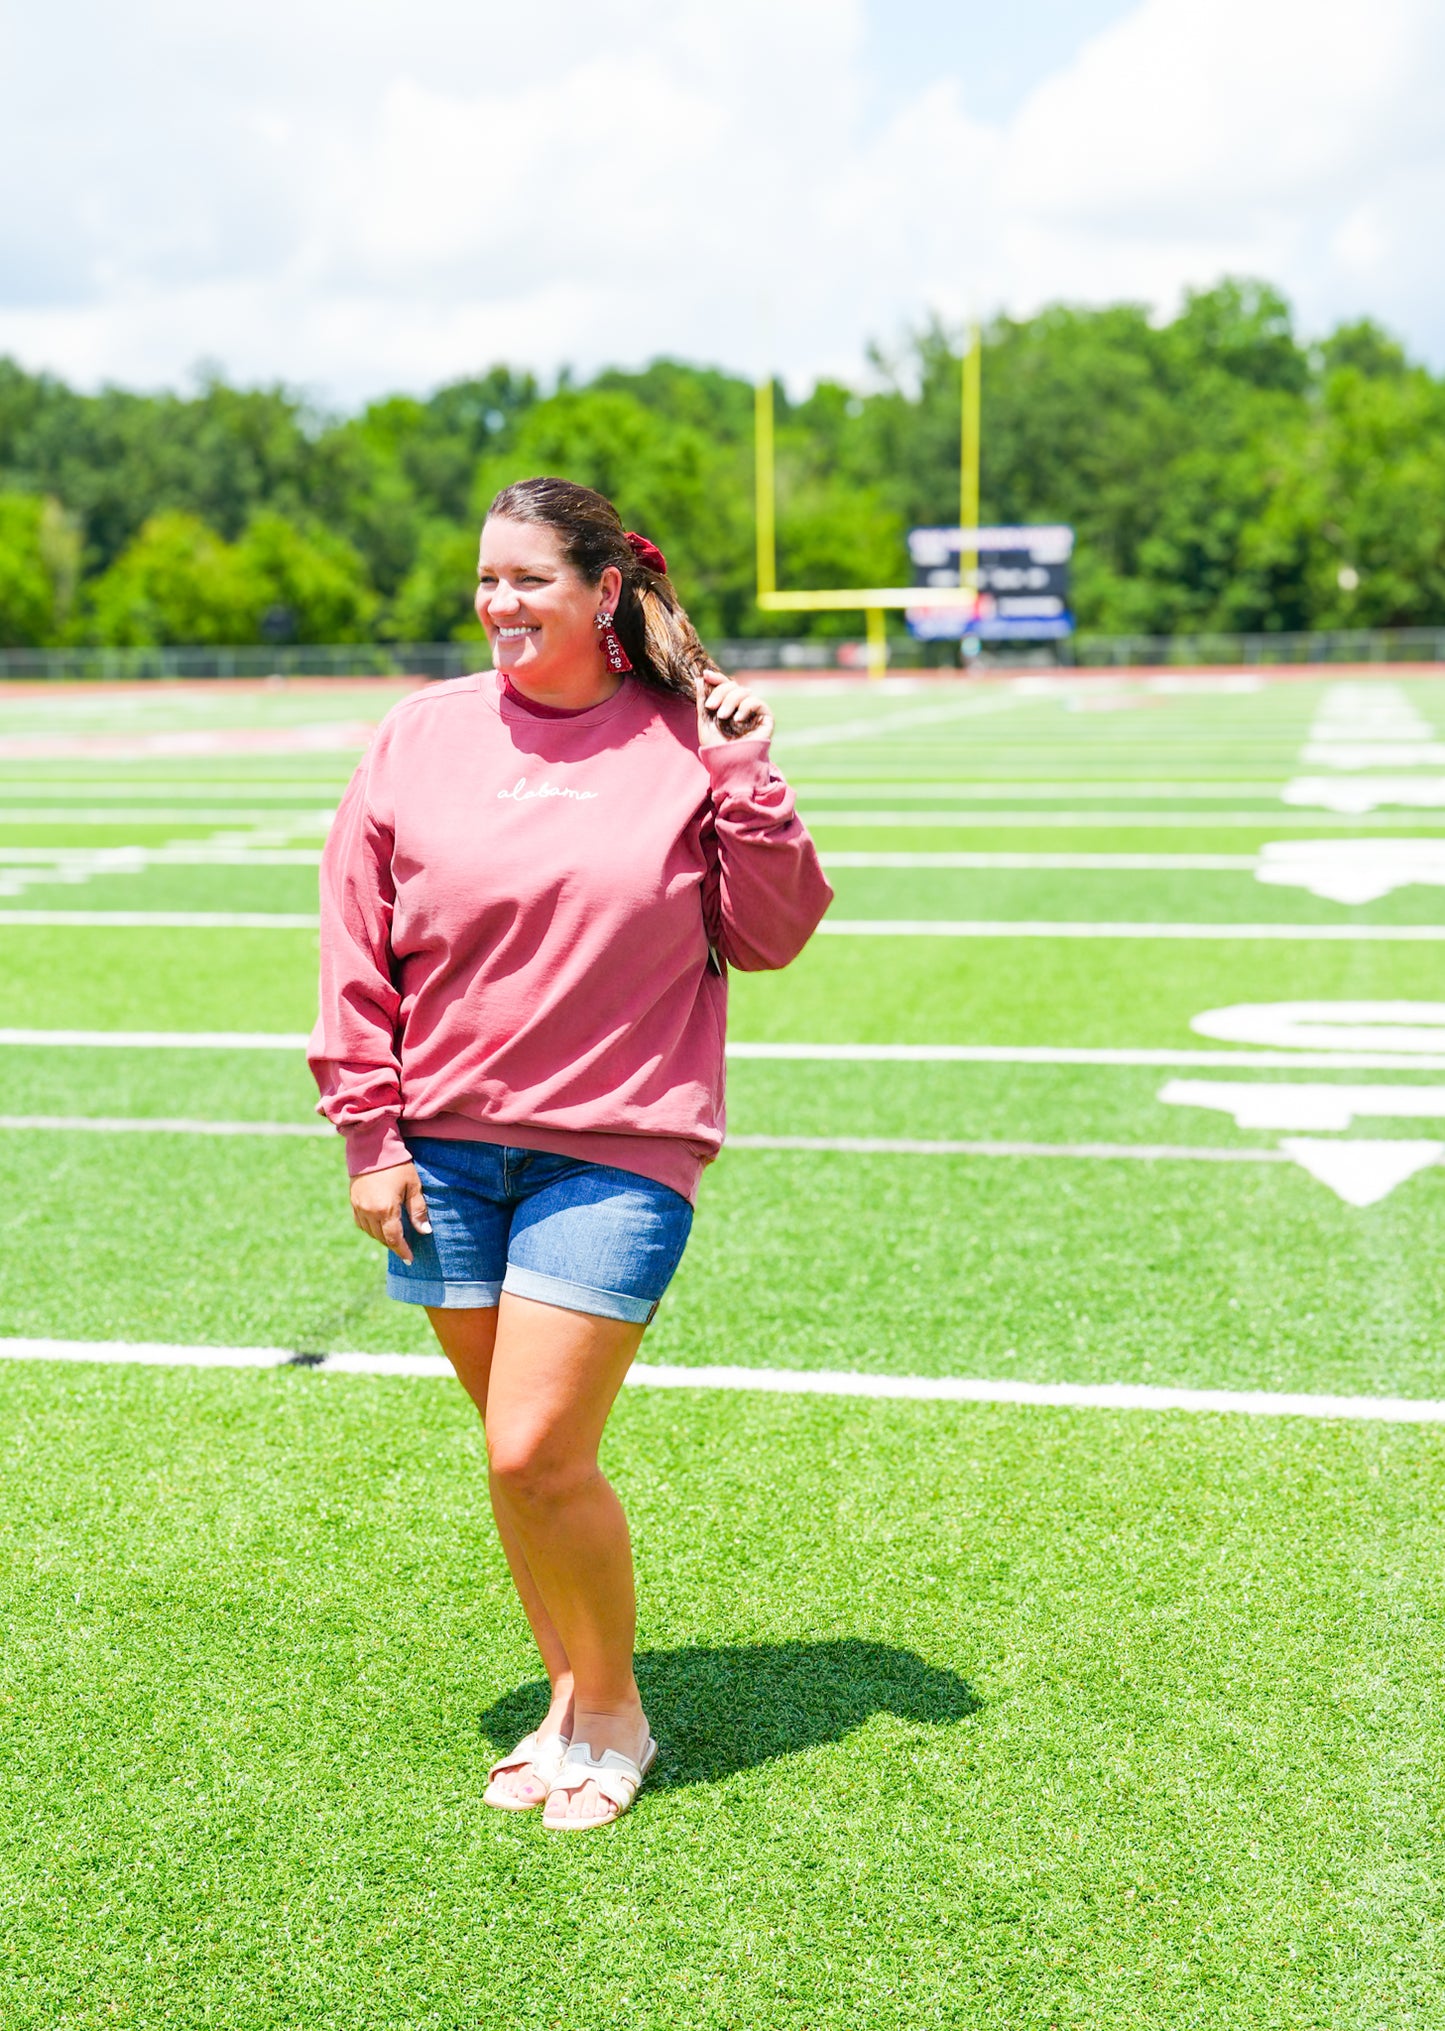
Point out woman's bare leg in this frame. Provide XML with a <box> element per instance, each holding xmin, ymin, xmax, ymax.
<box><xmin>426</xmin><ymin>1305</ymin><xmax>576</xmax><ymax>1804</ymax></box>
<box><xmin>482</xmin><ymin>1292</ymin><xmax>650</xmax><ymax>1827</ymax></box>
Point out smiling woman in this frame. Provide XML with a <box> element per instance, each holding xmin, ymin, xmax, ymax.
<box><xmin>307</xmin><ymin>475</ymin><xmax>834</xmax><ymax>1833</ymax></box>
<box><xmin>479</xmin><ymin>476</ymin><xmax>713</xmax><ymax>707</ymax></box>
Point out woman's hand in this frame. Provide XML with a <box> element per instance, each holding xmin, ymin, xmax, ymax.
<box><xmin>350</xmin><ymin>1162</ymin><xmax>431</xmax><ymax>1264</ymax></box>
<box><xmin>697</xmin><ymin>668</ymin><xmax>774</xmax><ymax>748</ymax></box>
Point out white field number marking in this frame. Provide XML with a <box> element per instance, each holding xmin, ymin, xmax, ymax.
<box><xmin>1159</xmin><ymin>1082</ymin><xmax>1445</xmax><ymax>1131</ymax></box>
<box><xmin>1284</xmin><ymin>779</ymin><xmax>1445</xmax><ymax>812</ymax></box>
<box><xmin>1164</xmin><ymin>1002</ymin><xmax>1445</xmax><ymax>1206</ymax></box>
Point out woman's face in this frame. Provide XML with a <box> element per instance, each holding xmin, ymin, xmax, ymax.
<box><xmin>476</xmin><ymin>517</ymin><xmax>622</xmax><ymax>685</ymax></box>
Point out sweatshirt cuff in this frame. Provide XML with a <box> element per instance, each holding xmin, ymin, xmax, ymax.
<box><xmin>343</xmin><ymin>1116</ymin><xmax>411</xmax><ymax>1177</ymax></box>
<box><xmin>702</xmin><ymin>736</ymin><xmax>775</xmax><ymax>800</ymax></box>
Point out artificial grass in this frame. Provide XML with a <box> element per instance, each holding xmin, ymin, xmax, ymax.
<box><xmin>5</xmin><ymin>672</ymin><xmax>1445</xmax><ymax>2025</ymax></box>
<box><xmin>821</xmin><ymin>868</ymin><xmax>1445</xmax><ymax>926</ymax></box>
<box><xmin>2</xmin><ymin>1358</ymin><xmax>1442</xmax><ymax>2029</ymax></box>
<box><xmin>11</xmin><ymin>862</ymin><xmax>1445</xmax><ymax>927</ymax></box>
<box><xmin>0</xmin><ymin>867</ymin><xmax>323</xmax><ymax>916</ymax></box>
<box><xmin>2</xmin><ymin>1127</ymin><xmax>1444</xmax><ymax>1401</ymax></box>
<box><xmin>6</xmin><ymin>919</ymin><xmax>1445</xmax><ymax>1047</ymax></box>
<box><xmin>0</xmin><ymin>1044</ymin><xmax>1357</xmax><ymax>1147</ymax></box>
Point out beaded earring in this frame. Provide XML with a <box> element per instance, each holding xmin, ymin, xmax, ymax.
<box><xmin>595</xmin><ymin>611</ymin><xmax>633</xmax><ymax>674</ymax></box>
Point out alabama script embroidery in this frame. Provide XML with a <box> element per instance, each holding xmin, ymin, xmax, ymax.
<box><xmin>497</xmin><ymin>777</ymin><xmax>599</xmax><ymax>803</ymax></box>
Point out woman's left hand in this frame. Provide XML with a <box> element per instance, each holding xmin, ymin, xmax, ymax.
<box><xmin>698</xmin><ymin>668</ymin><xmax>774</xmax><ymax>748</ymax></box>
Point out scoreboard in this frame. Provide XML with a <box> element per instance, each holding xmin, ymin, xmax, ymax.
<box><xmin>906</xmin><ymin>525</ymin><xmax>1074</xmax><ymax>641</ymax></box>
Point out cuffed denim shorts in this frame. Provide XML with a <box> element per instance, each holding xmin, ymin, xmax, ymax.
<box><xmin>385</xmin><ymin>1137</ymin><xmax>694</xmax><ymax>1325</ymax></box>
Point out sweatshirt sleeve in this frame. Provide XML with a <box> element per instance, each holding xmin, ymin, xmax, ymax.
<box><xmin>701</xmin><ymin>737</ymin><xmax>833</xmax><ymax>971</ymax></box>
<box><xmin>306</xmin><ymin>752</ymin><xmax>411</xmax><ymax>1177</ymax></box>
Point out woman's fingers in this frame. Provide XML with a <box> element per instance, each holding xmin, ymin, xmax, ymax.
<box><xmin>699</xmin><ymin>669</ymin><xmax>773</xmax><ymax>744</ymax></box>
<box><xmin>380</xmin><ymin>1199</ymin><xmax>413</xmax><ymax>1265</ymax></box>
<box><xmin>406</xmin><ymin>1177</ymin><xmax>432</xmax><ymax>1235</ymax></box>
<box><xmin>349</xmin><ymin>1161</ymin><xmax>425</xmax><ymax>1261</ymax></box>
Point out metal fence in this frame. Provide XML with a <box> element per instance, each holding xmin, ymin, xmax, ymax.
<box><xmin>1</xmin><ymin>628</ymin><xmax>1444</xmax><ymax>682</ymax></box>
<box><xmin>1071</xmin><ymin>627</ymin><xmax>1445</xmax><ymax>668</ymax></box>
<box><xmin>0</xmin><ymin>642</ymin><xmax>476</xmax><ymax>682</ymax></box>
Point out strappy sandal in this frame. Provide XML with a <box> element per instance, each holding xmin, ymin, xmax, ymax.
<box><xmin>542</xmin><ymin>1735</ymin><xmax>658</xmax><ymax>1832</ymax></box>
<box><xmin>483</xmin><ymin>1730</ymin><xmax>571</xmax><ymax>1812</ymax></box>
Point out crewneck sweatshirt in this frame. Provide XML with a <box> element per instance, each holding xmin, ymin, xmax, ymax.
<box><xmin>308</xmin><ymin>670</ymin><xmax>833</xmax><ymax>1201</ymax></box>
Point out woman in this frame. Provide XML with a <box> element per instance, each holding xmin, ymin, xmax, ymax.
<box><xmin>308</xmin><ymin>477</ymin><xmax>832</xmax><ymax>1832</ymax></box>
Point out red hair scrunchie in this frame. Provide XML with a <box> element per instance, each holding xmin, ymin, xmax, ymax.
<box><xmin>624</xmin><ymin>530</ymin><xmax>668</xmax><ymax>576</ymax></box>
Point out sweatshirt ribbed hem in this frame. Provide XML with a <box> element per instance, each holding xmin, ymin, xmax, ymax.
<box><xmin>398</xmin><ymin>1112</ymin><xmax>709</xmax><ymax>1204</ymax></box>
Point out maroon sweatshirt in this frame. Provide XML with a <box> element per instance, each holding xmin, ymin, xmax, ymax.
<box><xmin>307</xmin><ymin>670</ymin><xmax>833</xmax><ymax>1200</ymax></box>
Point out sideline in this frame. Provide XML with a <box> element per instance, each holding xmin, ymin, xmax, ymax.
<box><xmin>1</xmin><ymin>1336</ymin><xmax>1442</xmax><ymax>1425</ymax></box>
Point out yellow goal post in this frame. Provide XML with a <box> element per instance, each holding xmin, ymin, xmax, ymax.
<box><xmin>754</xmin><ymin>323</ymin><xmax>982</xmax><ymax>678</ymax></box>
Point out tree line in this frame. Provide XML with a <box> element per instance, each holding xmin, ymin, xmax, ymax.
<box><xmin>1</xmin><ymin>279</ymin><xmax>1441</xmax><ymax>649</ymax></box>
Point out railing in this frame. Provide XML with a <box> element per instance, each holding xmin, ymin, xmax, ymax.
<box><xmin>1071</xmin><ymin>627</ymin><xmax>1445</xmax><ymax>668</ymax></box>
<box><xmin>0</xmin><ymin>642</ymin><xmax>476</xmax><ymax>682</ymax></box>
<box><xmin>1</xmin><ymin>627</ymin><xmax>1443</xmax><ymax>682</ymax></box>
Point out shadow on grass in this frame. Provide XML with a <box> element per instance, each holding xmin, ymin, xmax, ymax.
<box><xmin>479</xmin><ymin>1639</ymin><xmax>980</xmax><ymax>1787</ymax></box>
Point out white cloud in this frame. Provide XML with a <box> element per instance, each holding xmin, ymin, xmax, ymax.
<box><xmin>0</xmin><ymin>0</ymin><xmax>1442</xmax><ymax>401</ymax></box>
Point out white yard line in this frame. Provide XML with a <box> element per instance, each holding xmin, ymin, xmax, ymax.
<box><xmin>0</xmin><ymin>910</ymin><xmax>317</xmax><ymax>927</ymax></box>
<box><xmin>17</xmin><ymin>912</ymin><xmax>1433</xmax><ymax>937</ymax></box>
<box><xmin>801</xmin><ymin>812</ymin><xmax>1445</xmax><ymax>828</ymax></box>
<box><xmin>794</xmin><ymin>783</ymin><xmax>1291</xmax><ymax>798</ymax></box>
<box><xmin>727</xmin><ymin>1134</ymin><xmax>1282</xmax><ymax>1163</ymax></box>
<box><xmin>2</xmin><ymin>1335</ymin><xmax>1442</xmax><ymax>1425</ymax></box>
<box><xmin>822</xmin><ymin>851</ymin><xmax>1256</xmax><ymax>869</ymax></box>
<box><xmin>0</xmin><ymin>1115</ymin><xmax>330</xmax><ymax>1137</ymax></box>
<box><xmin>0</xmin><ymin>1115</ymin><xmax>1281</xmax><ymax>1163</ymax></box>
<box><xmin>0</xmin><ymin>809</ymin><xmax>334</xmax><ymax>827</ymax></box>
<box><xmin>727</xmin><ymin>1042</ymin><xmax>1445</xmax><ymax>1068</ymax></box>
<box><xmin>1</xmin><ymin>1029</ymin><xmax>1441</xmax><ymax>1069</ymax></box>
<box><xmin>11</xmin><ymin>913</ymin><xmax>1422</xmax><ymax>934</ymax></box>
<box><xmin>819</xmin><ymin>919</ymin><xmax>1445</xmax><ymax>941</ymax></box>
<box><xmin>0</xmin><ymin>781</ymin><xmax>351</xmax><ymax>797</ymax></box>
<box><xmin>0</xmin><ymin>1028</ymin><xmax>313</xmax><ymax>1048</ymax></box>
<box><xmin>0</xmin><ymin>847</ymin><xmax>321</xmax><ymax>866</ymax></box>
<box><xmin>774</xmin><ymin>693</ymin><xmax>1026</xmax><ymax>750</ymax></box>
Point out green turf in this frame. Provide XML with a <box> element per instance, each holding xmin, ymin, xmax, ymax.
<box><xmin>7</xmin><ymin>921</ymin><xmax>1443</xmax><ymax>1045</ymax></box>
<box><xmin>2</xmin><ymin>1360</ymin><xmax>1442</xmax><ymax>2029</ymax></box>
<box><xmin>5</xmin><ymin>673</ymin><xmax>1445</xmax><ymax>2026</ymax></box>
<box><xmin>1</xmin><ymin>1130</ymin><xmax>1443</xmax><ymax>1401</ymax></box>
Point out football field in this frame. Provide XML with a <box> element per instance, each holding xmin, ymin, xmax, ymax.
<box><xmin>3</xmin><ymin>670</ymin><xmax>1444</xmax><ymax>2028</ymax></box>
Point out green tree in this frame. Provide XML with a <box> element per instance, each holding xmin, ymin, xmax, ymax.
<box><xmin>0</xmin><ymin>493</ymin><xmax>80</xmax><ymax>645</ymax></box>
<box><xmin>390</xmin><ymin>522</ymin><xmax>485</xmax><ymax>644</ymax></box>
<box><xmin>235</xmin><ymin>514</ymin><xmax>378</xmax><ymax>642</ymax></box>
<box><xmin>77</xmin><ymin>511</ymin><xmax>263</xmax><ymax>645</ymax></box>
<box><xmin>4</xmin><ymin>279</ymin><xmax>1443</xmax><ymax>651</ymax></box>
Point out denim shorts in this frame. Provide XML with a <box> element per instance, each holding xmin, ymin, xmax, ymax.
<box><xmin>385</xmin><ymin>1137</ymin><xmax>694</xmax><ymax>1325</ymax></box>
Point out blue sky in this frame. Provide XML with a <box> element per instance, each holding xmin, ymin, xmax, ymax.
<box><xmin>862</xmin><ymin>0</ymin><xmax>1130</xmax><ymax>119</ymax></box>
<box><xmin>0</xmin><ymin>0</ymin><xmax>1441</xmax><ymax>402</ymax></box>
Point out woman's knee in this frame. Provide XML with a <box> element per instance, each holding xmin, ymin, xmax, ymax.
<box><xmin>488</xmin><ymin>1429</ymin><xmax>595</xmax><ymax>1509</ymax></box>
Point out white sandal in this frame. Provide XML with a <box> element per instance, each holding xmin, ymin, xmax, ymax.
<box><xmin>483</xmin><ymin>1730</ymin><xmax>571</xmax><ymax>1812</ymax></box>
<box><xmin>542</xmin><ymin>1736</ymin><xmax>658</xmax><ymax>1832</ymax></box>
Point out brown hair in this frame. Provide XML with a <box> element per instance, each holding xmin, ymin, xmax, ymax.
<box><xmin>486</xmin><ymin>476</ymin><xmax>709</xmax><ymax>701</ymax></box>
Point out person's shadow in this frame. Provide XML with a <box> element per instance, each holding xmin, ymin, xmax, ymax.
<box><xmin>478</xmin><ymin>1639</ymin><xmax>980</xmax><ymax>1787</ymax></box>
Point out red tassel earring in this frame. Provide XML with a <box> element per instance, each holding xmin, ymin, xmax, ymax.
<box><xmin>595</xmin><ymin>610</ymin><xmax>633</xmax><ymax>674</ymax></box>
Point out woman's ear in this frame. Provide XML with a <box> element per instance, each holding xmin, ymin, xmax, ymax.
<box><xmin>598</xmin><ymin>563</ymin><xmax>623</xmax><ymax>614</ymax></box>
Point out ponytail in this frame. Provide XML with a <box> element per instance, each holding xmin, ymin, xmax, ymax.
<box><xmin>486</xmin><ymin>476</ymin><xmax>709</xmax><ymax>701</ymax></box>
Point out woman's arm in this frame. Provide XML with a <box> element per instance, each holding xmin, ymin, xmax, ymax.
<box><xmin>306</xmin><ymin>760</ymin><xmax>412</xmax><ymax>1178</ymax></box>
<box><xmin>698</xmin><ymin>672</ymin><xmax>834</xmax><ymax>971</ymax></box>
